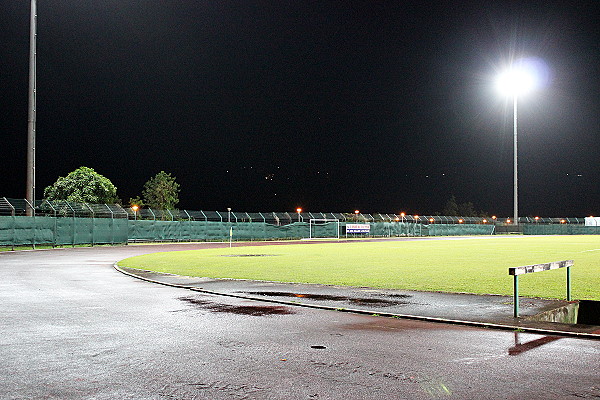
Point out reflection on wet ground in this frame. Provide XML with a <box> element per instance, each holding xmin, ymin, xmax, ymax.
<box><xmin>239</xmin><ymin>291</ymin><xmax>411</xmax><ymax>307</ymax></box>
<box><xmin>178</xmin><ymin>296</ymin><xmax>295</xmax><ymax>316</ymax></box>
<box><xmin>509</xmin><ymin>332</ymin><xmax>562</xmax><ymax>356</ymax></box>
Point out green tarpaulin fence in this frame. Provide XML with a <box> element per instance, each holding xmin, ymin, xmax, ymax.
<box><xmin>0</xmin><ymin>216</ymin><xmax>127</xmax><ymax>246</ymax></box>
<box><xmin>2</xmin><ymin>215</ymin><xmax>597</xmax><ymax>247</ymax></box>
<box><xmin>523</xmin><ymin>224</ymin><xmax>600</xmax><ymax>235</ymax></box>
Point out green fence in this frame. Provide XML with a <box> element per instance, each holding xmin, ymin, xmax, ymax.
<box><xmin>523</xmin><ymin>224</ymin><xmax>600</xmax><ymax>235</ymax></box>
<box><xmin>128</xmin><ymin>220</ymin><xmax>310</xmax><ymax>242</ymax></box>
<box><xmin>1</xmin><ymin>215</ymin><xmax>504</xmax><ymax>247</ymax></box>
<box><xmin>0</xmin><ymin>216</ymin><xmax>127</xmax><ymax>247</ymax></box>
<box><xmin>6</xmin><ymin>215</ymin><xmax>600</xmax><ymax>248</ymax></box>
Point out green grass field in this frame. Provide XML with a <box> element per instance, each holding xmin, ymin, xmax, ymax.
<box><xmin>118</xmin><ymin>236</ymin><xmax>600</xmax><ymax>300</ymax></box>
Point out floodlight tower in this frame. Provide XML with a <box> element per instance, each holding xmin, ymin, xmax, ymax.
<box><xmin>26</xmin><ymin>0</ymin><xmax>37</xmax><ymax>214</ymax></box>
<box><xmin>496</xmin><ymin>62</ymin><xmax>536</xmax><ymax>226</ymax></box>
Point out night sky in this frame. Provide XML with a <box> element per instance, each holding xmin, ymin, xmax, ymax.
<box><xmin>1</xmin><ymin>1</ymin><xmax>598</xmax><ymax>216</ymax></box>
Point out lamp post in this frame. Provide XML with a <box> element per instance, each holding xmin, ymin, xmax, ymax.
<box><xmin>26</xmin><ymin>0</ymin><xmax>37</xmax><ymax>213</ymax></box>
<box><xmin>496</xmin><ymin>62</ymin><xmax>537</xmax><ymax>226</ymax></box>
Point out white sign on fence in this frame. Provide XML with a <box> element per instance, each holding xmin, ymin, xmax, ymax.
<box><xmin>585</xmin><ymin>217</ymin><xmax>600</xmax><ymax>226</ymax></box>
<box><xmin>346</xmin><ymin>224</ymin><xmax>370</xmax><ymax>234</ymax></box>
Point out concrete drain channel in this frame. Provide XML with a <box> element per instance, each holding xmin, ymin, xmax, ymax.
<box><xmin>527</xmin><ymin>300</ymin><xmax>600</xmax><ymax>326</ymax></box>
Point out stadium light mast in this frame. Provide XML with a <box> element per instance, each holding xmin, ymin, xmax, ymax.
<box><xmin>26</xmin><ymin>0</ymin><xmax>37</xmax><ymax>214</ymax></box>
<box><xmin>496</xmin><ymin>61</ymin><xmax>537</xmax><ymax>226</ymax></box>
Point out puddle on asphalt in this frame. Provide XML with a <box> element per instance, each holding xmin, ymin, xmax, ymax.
<box><xmin>178</xmin><ymin>296</ymin><xmax>295</xmax><ymax>316</ymax></box>
<box><xmin>240</xmin><ymin>291</ymin><xmax>410</xmax><ymax>307</ymax></box>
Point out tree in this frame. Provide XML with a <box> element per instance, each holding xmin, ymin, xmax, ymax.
<box><xmin>142</xmin><ymin>171</ymin><xmax>180</xmax><ymax>210</ymax></box>
<box><xmin>457</xmin><ymin>201</ymin><xmax>477</xmax><ymax>217</ymax></box>
<box><xmin>43</xmin><ymin>166</ymin><xmax>119</xmax><ymax>204</ymax></box>
<box><xmin>442</xmin><ymin>196</ymin><xmax>479</xmax><ymax>217</ymax></box>
<box><xmin>442</xmin><ymin>196</ymin><xmax>459</xmax><ymax>216</ymax></box>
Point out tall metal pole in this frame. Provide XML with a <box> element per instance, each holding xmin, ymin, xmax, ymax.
<box><xmin>513</xmin><ymin>94</ymin><xmax>518</xmax><ymax>226</ymax></box>
<box><xmin>26</xmin><ymin>0</ymin><xmax>37</xmax><ymax>214</ymax></box>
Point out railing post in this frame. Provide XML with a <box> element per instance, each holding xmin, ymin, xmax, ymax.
<box><xmin>566</xmin><ymin>266</ymin><xmax>571</xmax><ymax>301</ymax></box>
<box><xmin>513</xmin><ymin>275</ymin><xmax>520</xmax><ymax>318</ymax></box>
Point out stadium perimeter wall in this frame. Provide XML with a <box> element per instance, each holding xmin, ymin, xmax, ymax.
<box><xmin>523</xmin><ymin>224</ymin><xmax>600</xmax><ymax>235</ymax></box>
<box><xmin>1</xmin><ymin>216</ymin><xmax>597</xmax><ymax>247</ymax></box>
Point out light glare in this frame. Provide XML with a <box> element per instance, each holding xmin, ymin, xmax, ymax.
<box><xmin>496</xmin><ymin>68</ymin><xmax>535</xmax><ymax>96</ymax></box>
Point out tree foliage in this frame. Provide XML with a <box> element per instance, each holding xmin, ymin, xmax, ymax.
<box><xmin>142</xmin><ymin>171</ymin><xmax>180</xmax><ymax>210</ymax></box>
<box><xmin>43</xmin><ymin>166</ymin><xmax>119</xmax><ymax>204</ymax></box>
<box><xmin>443</xmin><ymin>196</ymin><xmax>479</xmax><ymax>217</ymax></box>
<box><xmin>442</xmin><ymin>196</ymin><xmax>459</xmax><ymax>216</ymax></box>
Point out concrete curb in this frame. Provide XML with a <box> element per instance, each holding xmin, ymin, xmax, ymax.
<box><xmin>114</xmin><ymin>263</ymin><xmax>600</xmax><ymax>340</ymax></box>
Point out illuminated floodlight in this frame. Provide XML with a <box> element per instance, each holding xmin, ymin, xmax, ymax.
<box><xmin>483</xmin><ymin>219</ymin><xmax>488</xmax><ymax>224</ymax></box>
<box><xmin>496</xmin><ymin>67</ymin><xmax>535</xmax><ymax>97</ymax></box>
<box><xmin>496</xmin><ymin>57</ymin><xmax>548</xmax><ymax>97</ymax></box>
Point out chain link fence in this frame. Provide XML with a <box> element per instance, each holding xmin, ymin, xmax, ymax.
<box><xmin>1</xmin><ymin>197</ymin><xmax>597</xmax><ymax>248</ymax></box>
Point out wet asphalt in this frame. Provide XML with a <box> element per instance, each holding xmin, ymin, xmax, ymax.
<box><xmin>1</xmin><ymin>241</ymin><xmax>599</xmax><ymax>399</ymax></box>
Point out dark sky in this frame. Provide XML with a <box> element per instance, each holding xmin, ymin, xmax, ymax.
<box><xmin>1</xmin><ymin>1</ymin><xmax>599</xmax><ymax>216</ymax></box>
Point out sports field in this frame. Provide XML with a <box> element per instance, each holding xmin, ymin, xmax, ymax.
<box><xmin>118</xmin><ymin>235</ymin><xmax>600</xmax><ymax>300</ymax></box>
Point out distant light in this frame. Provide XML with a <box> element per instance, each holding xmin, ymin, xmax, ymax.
<box><xmin>560</xmin><ymin>219</ymin><xmax>566</xmax><ymax>224</ymax></box>
<box><xmin>534</xmin><ymin>216</ymin><xmax>540</xmax><ymax>221</ymax></box>
<box><xmin>400</xmin><ymin>212</ymin><xmax>405</xmax><ymax>217</ymax></box>
<box><xmin>132</xmin><ymin>205</ymin><xmax>139</xmax><ymax>212</ymax></box>
<box><xmin>458</xmin><ymin>219</ymin><xmax>463</xmax><ymax>224</ymax></box>
<box><xmin>395</xmin><ymin>217</ymin><xmax>400</xmax><ymax>221</ymax></box>
<box><xmin>429</xmin><ymin>218</ymin><xmax>434</xmax><ymax>223</ymax></box>
<box><xmin>414</xmin><ymin>215</ymin><xmax>419</xmax><ymax>219</ymax></box>
<box><xmin>355</xmin><ymin>210</ymin><xmax>360</xmax><ymax>215</ymax></box>
<box><xmin>483</xmin><ymin>219</ymin><xmax>488</xmax><ymax>224</ymax></box>
<box><xmin>506</xmin><ymin>219</ymin><xmax>511</xmax><ymax>223</ymax></box>
<box><xmin>492</xmin><ymin>216</ymin><xmax>497</xmax><ymax>220</ymax></box>
<box><xmin>296</xmin><ymin>208</ymin><xmax>302</xmax><ymax>213</ymax></box>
